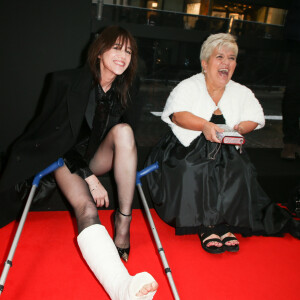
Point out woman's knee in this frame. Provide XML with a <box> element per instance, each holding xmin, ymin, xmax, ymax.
<box><xmin>111</xmin><ymin>124</ymin><xmax>136</xmax><ymax>149</ymax></box>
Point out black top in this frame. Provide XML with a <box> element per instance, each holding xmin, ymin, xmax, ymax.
<box><xmin>85</xmin><ymin>82</ymin><xmax>124</xmax><ymax>159</ymax></box>
<box><xmin>63</xmin><ymin>82</ymin><xmax>125</xmax><ymax>179</ymax></box>
<box><xmin>210</xmin><ymin>114</ymin><xmax>225</xmax><ymax>124</ymax></box>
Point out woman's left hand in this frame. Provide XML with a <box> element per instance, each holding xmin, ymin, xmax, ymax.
<box><xmin>85</xmin><ymin>175</ymin><xmax>109</xmax><ymax>208</ymax></box>
<box><xmin>234</xmin><ymin>121</ymin><xmax>258</xmax><ymax>135</ymax></box>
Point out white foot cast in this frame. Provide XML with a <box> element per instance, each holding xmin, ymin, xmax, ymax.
<box><xmin>77</xmin><ymin>224</ymin><xmax>158</xmax><ymax>300</ymax></box>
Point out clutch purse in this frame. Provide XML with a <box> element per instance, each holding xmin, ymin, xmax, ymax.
<box><xmin>216</xmin><ymin>125</ymin><xmax>245</xmax><ymax>146</ymax></box>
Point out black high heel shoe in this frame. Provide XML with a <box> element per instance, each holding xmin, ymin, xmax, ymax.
<box><xmin>114</xmin><ymin>208</ymin><xmax>132</xmax><ymax>262</ymax></box>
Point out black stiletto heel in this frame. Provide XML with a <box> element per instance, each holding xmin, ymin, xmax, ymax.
<box><xmin>114</xmin><ymin>208</ymin><xmax>132</xmax><ymax>262</ymax></box>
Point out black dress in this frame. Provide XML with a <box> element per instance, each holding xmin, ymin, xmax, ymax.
<box><xmin>146</xmin><ymin>114</ymin><xmax>300</xmax><ymax>238</ymax></box>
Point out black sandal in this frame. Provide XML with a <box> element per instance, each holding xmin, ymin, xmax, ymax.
<box><xmin>218</xmin><ymin>225</ymin><xmax>239</xmax><ymax>253</ymax></box>
<box><xmin>199</xmin><ymin>226</ymin><xmax>225</xmax><ymax>254</ymax></box>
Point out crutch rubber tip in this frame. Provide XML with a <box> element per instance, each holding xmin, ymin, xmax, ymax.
<box><xmin>0</xmin><ymin>285</ymin><xmax>4</xmax><ymax>292</ymax></box>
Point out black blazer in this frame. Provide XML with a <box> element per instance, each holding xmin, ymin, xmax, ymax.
<box><xmin>0</xmin><ymin>65</ymin><xmax>93</xmax><ymax>191</ymax></box>
<box><xmin>0</xmin><ymin>64</ymin><xmax>140</xmax><ymax>228</ymax></box>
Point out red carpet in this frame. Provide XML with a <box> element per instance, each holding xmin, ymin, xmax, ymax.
<box><xmin>0</xmin><ymin>209</ymin><xmax>299</xmax><ymax>300</ymax></box>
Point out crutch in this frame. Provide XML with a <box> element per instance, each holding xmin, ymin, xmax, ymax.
<box><xmin>136</xmin><ymin>162</ymin><xmax>180</xmax><ymax>300</ymax></box>
<box><xmin>0</xmin><ymin>158</ymin><xmax>64</xmax><ymax>295</ymax></box>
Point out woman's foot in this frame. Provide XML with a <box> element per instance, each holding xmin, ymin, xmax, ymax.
<box><xmin>136</xmin><ymin>282</ymin><xmax>159</xmax><ymax>297</ymax></box>
<box><xmin>199</xmin><ymin>226</ymin><xmax>224</xmax><ymax>254</ymax></box>
<box><xmin>131</xmin><ymin>273</ymin><xmax>159</xmax><ymax>299</ymax></box>
<box><xmin>114</xmin><ymin>208</ymin><xmax>132</xmax><ymax>262</ymax></box>
<box><xmin>218</xmin><ymin>225</ymin><xmax>239</xmax><ymax>252</ymax></box>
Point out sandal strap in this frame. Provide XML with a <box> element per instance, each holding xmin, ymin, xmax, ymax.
<box><xmin>117</xmin><ymin>208</ymin><xmax>132</xmax><ymax>217</ymax></box>
<box><xmin>200</xmin><ymin>229</ymin><xmax>221</xmax><ymax>241</ymax></box>
<box><xmin>202</xmin><ymin>238</ymin><xmax>222</xmax><ymax>247</ymax></box>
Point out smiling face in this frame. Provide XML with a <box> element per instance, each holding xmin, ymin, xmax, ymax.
<box><xmin>201</xmin><ymin>46</ymin><xmax>237</xmax><ymax>89</ymax></box>
<box><xmin>98</xmin><ymin>38</ymin><xmax>132</xmax><ymax>81</ymax></box>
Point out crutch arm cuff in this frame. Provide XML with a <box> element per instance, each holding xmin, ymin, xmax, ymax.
<box><xmin>136</xmin><ymin>162</ymin><xmax>159</xmax><ymax>185</ymax></box>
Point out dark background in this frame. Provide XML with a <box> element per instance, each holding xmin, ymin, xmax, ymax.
<box><xmin>0</xmin><ymin>0</ymin><xmax>91</xmax><ymax>155</ymax></box>
<box><xmin>0</xmin><ymin>1</ymin><xmax>292</xmax><ymax>156</ymax></box>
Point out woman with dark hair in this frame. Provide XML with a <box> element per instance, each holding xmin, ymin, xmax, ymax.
<box><xmin>0</xmin><ymin>26</ymin><xmax>158</xmax><ymax>299</ymax></box>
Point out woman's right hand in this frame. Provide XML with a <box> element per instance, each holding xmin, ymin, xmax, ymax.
<box><xmin>85</xmin><ymin>174</ymin><xmax>109</xmax><ymax>208</ymax></box>
<box><xmin>202</xmin><ymin>121</ymin><xmax>223</xmax><ymax>143</ymax></box>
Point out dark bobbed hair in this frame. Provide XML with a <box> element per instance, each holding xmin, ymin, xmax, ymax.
<box><xmin>87</xmin><ymin>26</ymin><xmax>138</xmax><ymax>106</ymax></box>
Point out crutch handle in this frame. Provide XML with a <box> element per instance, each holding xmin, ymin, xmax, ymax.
<box><xmin>32</xmin><ymin>158</ymin><xmax>64</xmax><ymax>186</ymax></box>
<box><xmin>136</xmin><ymin>162</ymin><xmax>159</xmax><ymax>185</ymax></box>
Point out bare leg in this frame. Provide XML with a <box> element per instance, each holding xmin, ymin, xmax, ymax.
<box><xmin>89</xmin><ymin>123</ymin><xmax>137</xmax><ymax>249</ymax></box>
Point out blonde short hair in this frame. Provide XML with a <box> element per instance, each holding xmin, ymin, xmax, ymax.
<box><xmin>200</xmin><ymin>33</ymin><xmax>238</xmax><ymax>67</ymax></box>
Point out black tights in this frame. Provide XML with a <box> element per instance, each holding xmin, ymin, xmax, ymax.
<box><xmin>54</xmin><ymin>165</ymin><xmax>100</xmax><ymax>233</ymax></box>
<box><xmin>54</xmin><ymin>124</ymin><xmax>137</xmax><ymax>248</ymax></box>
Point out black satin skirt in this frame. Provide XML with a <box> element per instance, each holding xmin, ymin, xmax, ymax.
<box><xmin>146</xmin><ymin>131</ymin><xmax>300</xmax><ymax>237</ymax></box>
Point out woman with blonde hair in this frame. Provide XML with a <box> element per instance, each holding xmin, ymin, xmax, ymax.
<box><xmin>146</xmin><ymin>33</ymin><xmax>300</xmax><ymax>254</ymax></box>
